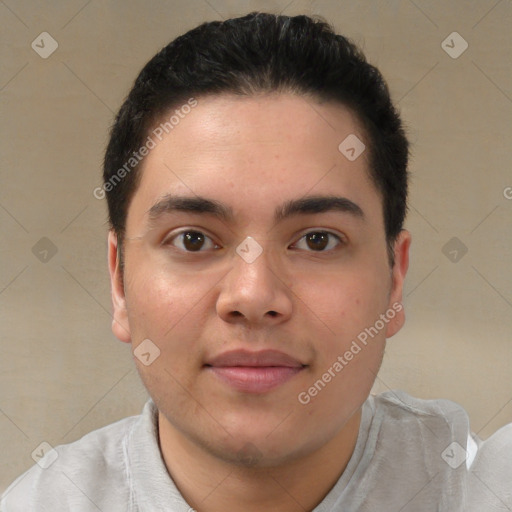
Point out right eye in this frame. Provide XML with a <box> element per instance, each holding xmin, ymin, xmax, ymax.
<box><xmin>163</xmin><ymin>230</ymin><xmax>220</xmax><ymax>253</ymax></box>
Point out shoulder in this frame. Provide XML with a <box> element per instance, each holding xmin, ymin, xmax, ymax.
<box><xmin>468</xmin><ymin>422</ymin><xmax>512</xmax><ymax>507</ymax></box>
<box><xmin>368</xmin><ymin>390</ymin><xmax>512</xmax><ymax>507</ymax></box>
<box><xmin>1</xmin><ymin>410</ymin><xmax>143</xmax><ymax>511</ymax></box>
<box><xmin>370</xmin><ymin>389</ymin><xmax>474</xmax><ymax>446</ymax></box>
<box><xmin>372</xmin><ymin>389</ymin><xmax>470</xmax><ymax>421</ymax></box>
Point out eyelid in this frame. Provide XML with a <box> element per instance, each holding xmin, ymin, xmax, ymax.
<box><xmin>162</xmin><ymin>227</ymin><xmax>219</xmax><ymax>249</ymax></box>
<box><xmin>294</xmin><ymin>228</ymin><xmax>346</xmax><ymax>243</ymax></box>
<box><xmin>291</xmin><ymin>229</ymin><xmax>345</xmax><ymax>251</ymax></box>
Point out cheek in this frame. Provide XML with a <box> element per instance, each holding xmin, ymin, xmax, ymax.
<box><xmin>126</xmin><ymin>270</ymin><xmax>209</xmax><ymax>401</ymax></box>
<box><xmin>313</xmin><ymin>270</ymin><xmax>389</xmax><ymax>335</ymax></box>
<box><xmin>299</xmin><ymin>263</ymin><xmax>390</xmax><ymax>384</ymax></box>
<box><xmin>124</xmin><ymin>265</ymin><xmax>205</xmax><ymax>355</ymax></box>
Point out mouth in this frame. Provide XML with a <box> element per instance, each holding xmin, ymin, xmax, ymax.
<box><xmin>203</xmin><ymin>349</ymin><xmax>307</xmax><ymax>394</ymax></box>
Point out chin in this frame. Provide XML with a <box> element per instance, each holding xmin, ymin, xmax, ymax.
<box><xmin>206</xmin><ymin>437</ymin><xmax>305</xmax><ymax>469</ymax></box>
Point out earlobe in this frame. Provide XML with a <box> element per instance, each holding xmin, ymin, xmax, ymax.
<box><xmin>107</xmin><ymin>230</ymin><xmax>132</xmax><ymax>344</ymax></box>
<box><xmin>385</xmin><ymin>229</ymin><xmax>411</xmax><ymax>338</ymax></box>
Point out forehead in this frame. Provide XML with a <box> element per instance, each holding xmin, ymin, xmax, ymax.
<box><xmin>126</xmin><ymin>93</ymin><xmax>382</xmax><ymax>232</ymax></box>
<box><xmin>154</xmin><ymin>93</ymin><xmax>366</xmax><ymax>159</ymax></box>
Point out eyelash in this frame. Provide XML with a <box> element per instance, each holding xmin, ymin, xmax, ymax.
<box><xmin>163</xmin><ymin>229</ymin><xmax>345</xmax><ymax>253</ymax></box>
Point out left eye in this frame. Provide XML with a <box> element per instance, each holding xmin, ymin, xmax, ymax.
<box><xmin>165</xmin><ymin>230</ymin><xmax>218</xmax><ymax>252</ymax></box>
<box><xmin>292</xmin><ymin>231</ymin><xmax>343</xmax><ymax>252</ymax></box>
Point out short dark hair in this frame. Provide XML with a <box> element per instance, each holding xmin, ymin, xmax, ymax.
<box><xmin>103</xmin><ymin>12</ymin><xmax>409</xmax><ymax>271</ymax></box>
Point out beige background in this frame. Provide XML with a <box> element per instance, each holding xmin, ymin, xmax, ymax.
<box><xmin>1</xmin><ymin>0</ymin><xmax>511</xmax><ymax>493</ymax></box>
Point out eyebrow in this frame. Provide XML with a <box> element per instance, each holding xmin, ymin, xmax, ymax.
<box><xmin>146</xmin><ymin>193</ymin><xmax>365</xmax><ymax>228</ymax></box>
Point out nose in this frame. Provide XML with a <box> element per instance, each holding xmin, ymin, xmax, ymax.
<box><xmin>216</xmin><ymin>239</ymin><xmax>293</xmax><ymax>327</ymax></box>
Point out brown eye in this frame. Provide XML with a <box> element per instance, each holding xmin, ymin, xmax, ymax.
<box><xmin>166</xmin><ymin>230</ymin><xmax>217</xmax><ymax>252</ymax></box>
<box><xmin>294</xmin><ymin>231</ymin><xmax>343</xmax><ymax>252</ymax></box>
<box><xmin>306</xmin><ymin>232</ymin><xmax>328</xmax><ymax>251</ymax></box>
<box><xmin>182</xmin><ymin>231</ymin><xmax>205</xmax><ymax>251</ymax></box>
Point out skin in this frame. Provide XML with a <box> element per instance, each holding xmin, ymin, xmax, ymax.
<box><xmin>108</xmin><ymin>93</ymin><xmax>411</xmax><ymax>512</ymax></box>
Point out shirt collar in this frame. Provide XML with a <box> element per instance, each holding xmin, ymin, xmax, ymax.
<box><xmin>126</xmin><ymin>397</ymin><xmax>192</xmax><ymax>511</ymax></box>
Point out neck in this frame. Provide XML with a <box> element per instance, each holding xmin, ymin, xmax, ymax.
<box><xmin>158</xmin><ymin>408</ymin><xmax>362</xmax><ymax>512</ymax></box>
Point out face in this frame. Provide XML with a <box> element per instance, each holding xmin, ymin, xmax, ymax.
<box><xmin>108</xmin><ymin>93</ymin><xmax>410</xmax><ymax>467</ymax></box>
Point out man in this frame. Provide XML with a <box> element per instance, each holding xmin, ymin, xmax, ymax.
<box><xmin>2</xmin><ymin>12</ymin><xmax>510</xmax><ymax>512</ymax></box>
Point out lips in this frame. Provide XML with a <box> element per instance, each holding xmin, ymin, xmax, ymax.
<box><xmin>204</xmin><ymin>349</ymin><xmax>306</xmax><ymax>393</ymax></box>
<box><xmin>205</xmin><ymin>349</ymin><xmax>305</xmax><ymax>368</ymax></box>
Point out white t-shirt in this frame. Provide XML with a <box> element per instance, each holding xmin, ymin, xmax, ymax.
<box><xmin>2</xmin><ymin>390</ymin><xmax>511</xmax><ymax>511</ymax></box>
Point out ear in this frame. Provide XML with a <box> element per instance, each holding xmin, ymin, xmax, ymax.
<box><xmin>385</xmin><ymin>229</ymin><xmax>411</xmax><ymax>338</ymax></box>
<box><xmin>107</xmin><ymin>230</ymin><xmax>131</xmax><ymax>344</ymax></box>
